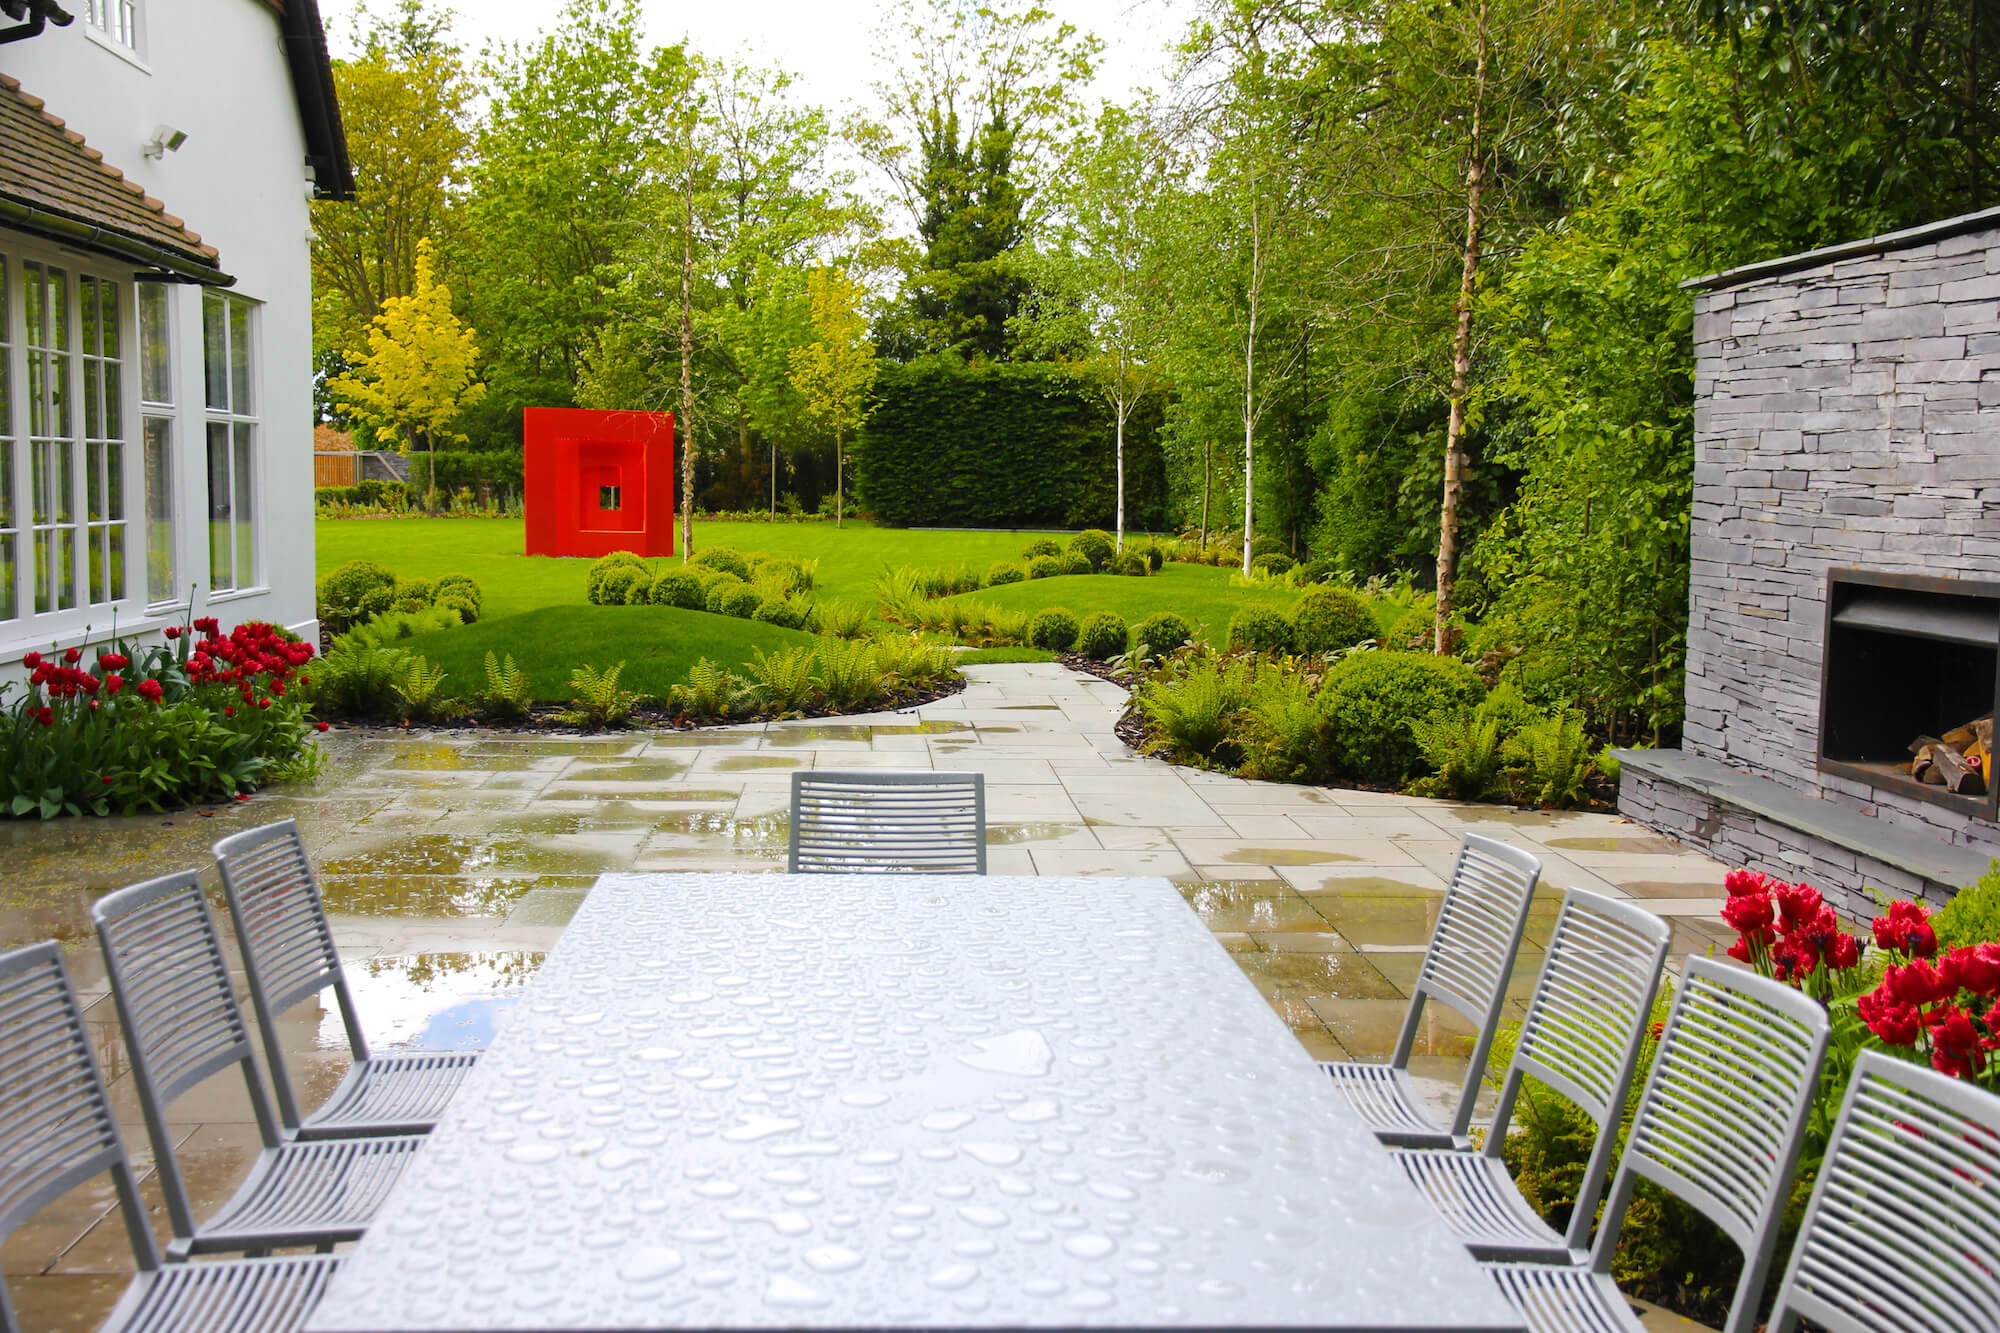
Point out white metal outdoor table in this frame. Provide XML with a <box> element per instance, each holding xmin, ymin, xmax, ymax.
<box><xmin>307</xmin><ymin>874</ymin><xmax>1525</xmax><ymax>1332</ymax></box>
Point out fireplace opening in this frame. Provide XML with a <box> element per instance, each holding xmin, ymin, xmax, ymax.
<box><xmin>1819</xmin><ymin>570</ymin><xmax>2000</xmax><ymax>819</ymax></box>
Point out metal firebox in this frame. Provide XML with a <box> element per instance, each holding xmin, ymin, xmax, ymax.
<box><xmin>1817</xmin><ymin>568</ymin><xmax>2000</xmax><ymax>821</ymax></box>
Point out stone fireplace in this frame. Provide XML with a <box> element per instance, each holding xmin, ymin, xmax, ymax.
<box><xmin>1617</xmin><ymin>206</ymin><xmax>2000</xmax><ymax>913</ymax></box>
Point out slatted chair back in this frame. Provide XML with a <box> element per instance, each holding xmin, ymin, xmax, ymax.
<box><xmin>0</xmin><ymin>943</ymin><xmax>158</xmax><ymax>1333</ymax></box>
<box><xmin>1392</xmin><ymin>833</ymin><xmax>1542</xmax><ymax>1139</ymax></box>
<box><xmin>92</xmin><ymin>871</ymin><xmax>284</xmax><ymax>1244</ymax></box>
<box><xmin>1590</xmin><ymin>955</ymin><xmax>1830</xmax><ymax>1333</ymax></box>
<box><xmin>1769</xmin><ymin>1050</ymin><xmax>2000</xmax><ymax>1333</ymax></box>
<box><xmin>789</xmin><ymin>771</ymin><xmax>986</xmax><ymax>874</ymax></box>
<box><xmin>214</xmin><ymin>820</ymin><xmax>369</xmax><ymax>1128</ymax></box>
<box><xmin>1482</xmin><ymin>889</ymin><xmax>1671</xmax><ymax>1249</ymax></box>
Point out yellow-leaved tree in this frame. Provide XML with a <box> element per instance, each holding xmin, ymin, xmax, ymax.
<box><xmin>332</xmin><ymin>237</ymin><xmax>486</xmax><ymax>510</ymax></box>
<box><xmin>788</xmin><ymin>266</ymin><xmax>877</xmax><ymax>527</ymax></box>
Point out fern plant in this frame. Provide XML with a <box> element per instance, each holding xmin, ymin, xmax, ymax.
<box><xmin>1238</xmin><ymin>668</ymin><xmax>1322</xmax><ymax>781</ymax></box>
<box><xmin>671</xmin><ymin>657</ymin><xmax>747</xmax><ymax>719</ymax></box>
<box><xmin>816</xmin><ymin>600</ymin><xmax>871</xmax><ymax>639</ymax></box>
<box><xmin>747</xmin><ymin>646</ymin><xmax>817</xmax><ymax>716</ymax></box>
<box><xmin>1503</xmin><ymin>711</ymin><xmax>1596</xmax><ymax>808</ymax></box>
<box><xmin>472</xmin><ymin>651</ymin><xmax>533</xmax><ymax>722</ymax></box>
<box><xmin>346</xmin><ymin>604</ymin><xmax>463</xmax><ymax>648</ymax></box>
<box><xmin>813</xmin><ymin>639</ymin><xmax>886</xmax><ymax>712</ymax></box>
<box><xmin>1136</xmin><ymin>658</ymin><xmax>1250</xmax><ymax>764</ymax></box>
<box><xmin>306</xmin><ymin>640</ymin><xmax>412</xmax><ymax>720</ymax></box>
<box><xmin>557</xmin><ymin>662</ymin><xmax>635</xmax><ymax>731</ymax></box>
<box><xmin>395</xmin><ymin>657</ymin><xmax>452</xmax><ymax>722</ymax></box>
<box><xmin>872</xmin><ymin>568</ymin><xmax>929</xmax><ymax>624</ymax></box>
<box><xmin>1409</xmin><ymin>707</ymin><xmax>1509</xmax><ymax>800</ymax></box>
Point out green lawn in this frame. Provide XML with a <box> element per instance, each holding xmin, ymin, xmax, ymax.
<box><xmin>316</xmin><ymin>517</ymin><xmax>1080</xmax><ymax>618</ymax></box>
<box><xmin>316</xmin><ymin>517</ymin><xmax>1303</xmax><ymax>695</ymax></box>
<box><xmin>941</xmin><ymin>564</ymin><xmax>1305</xmax><ymax>646</ymax></box>
<box><xmin>398</xmin><ymin>604</ymin><xmax>819</xmax><ymax>701</ymax></box>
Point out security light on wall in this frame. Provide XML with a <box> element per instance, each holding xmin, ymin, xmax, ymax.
<box><xmin>142</xmin><ymin>125</ymin><xmax>187</xmax><ymax>160</ymax></box>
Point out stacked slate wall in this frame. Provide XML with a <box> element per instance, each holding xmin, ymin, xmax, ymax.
<box><xmin>1642</xmin><ymin>219</ymin><xmax>2000</xmax><ymax>889</ymax></box>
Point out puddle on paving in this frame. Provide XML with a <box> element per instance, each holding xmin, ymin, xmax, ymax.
<box><xmin>561</xmin><ymin>760</ymin><xmax>690</xmax><ymax>782</ymax></box>
<box><xmin>460</xmin><ymin>740</ymin><xmax>643</xmax><ymax>758</ymax></box>
<box><xmin>642</xmin><ymin>732</ymin><xmax>757</xmax><ymax>749</ymax></box>
<box><xmin>986</xmin><ymin>822</ymin><xmax>1088</xmax><ymax>845</ymax></box>
<box><xmin>651</xmin><ymin>811</ymin><xmax>790</xmax><ymax>846</ymax></box>
<box><xmin>1292</xmin><ymin>875</ymin><xmax>1438</xmax><ymax>896</ymax></box>
<box><xmin>381</xmin><ymin>743</ymin><xmax>468</xmax><ymax>770</ymax></box>
<box><xmin>1220</xmin><ymin>847</ymin><xmax>1360</xmax><ymax>865</ymax></box>
<box><xmin>1180</xmin><ymin>881</ymin><xmax>1328</xmax><ymax>932</ymax></box>
<box><xmin>1236</xmin><ymin>950</ymin><xmax>1401</xmax><ymax>1000</ymax></box>
<box><xmin>1612</xmin><ymin>880</ymin><xmax>1723</xmax><ymax>897</ymax></box>
<box><xmin>322</xmin><ymin>832</ymin><xmax>637</xmax><ymax>877</ymax></box>
<box><xmin>713</xmin><ymin>755</ymin><xmax>803</xmax><ymax>770</ymax></box>
<box><xmin>318</xmin><ymin>873</ymin><xmax>590</xmax><ymax>918</ymax></box>
<box><xmin>654</xmin><ymin>788</ymin><xmax>742</xmax><ymax>802</ymax></box>
<box><xmin>998</xmin><ymin>705</ymin><xmax>1062</xmax><ymax>711</ymax></box>
<box><xmin>342</xmin><ymin>950</ymin><xmax>541</xmax><ymax>1050</ymax></box>
<box><xmin>1544</xmin><ymin>835</ymin><xmax>1684</xmax><ymax>854</ymax></box>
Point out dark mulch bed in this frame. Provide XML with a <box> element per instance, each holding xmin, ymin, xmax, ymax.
<box><xmin>320</xmin><ymin>674</ymin><xmax>968</xmax><ymax>737</ymax></box>
<box><xmin>1055</xmin><ymin>652</ymin><xmax>1137</xmax><ymax>689</ymax></box>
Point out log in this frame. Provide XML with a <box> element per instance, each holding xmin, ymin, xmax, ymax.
<box><xmin>1914</xmin><ymin>744</ymin><xmax>1944</xmax><ymax>784</ymax></box>
<box><xmin>1932</xmin><ymin>743</ymin><xmax>1986</xmax><ymax>796</ymax></box>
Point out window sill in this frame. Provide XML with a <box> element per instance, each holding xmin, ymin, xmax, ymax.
<box><xmin>82</xmin><ymin>25</ymin><xmax>152</xmax><ymax>74</ymax></box>
<box><xmin>206</xmin><ymin>586</ymin><xmax>270</xmax><ymax>605</ymax></box>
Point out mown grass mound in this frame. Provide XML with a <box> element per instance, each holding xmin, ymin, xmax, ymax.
<box><xmin>399</xmin><ymin>605</ymin><xmax>818</xmax><ymax>702</ymax></box>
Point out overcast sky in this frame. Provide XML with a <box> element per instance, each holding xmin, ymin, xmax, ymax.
<box><xmin>319</xmin><ymin>0</ymin><xmax>1199</xmax><ymax>125</ymax></box>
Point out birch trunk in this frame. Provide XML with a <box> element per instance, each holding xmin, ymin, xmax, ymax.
<box><xmin>1240</xmin><ymin>190</ymin><xmax>1261</xmax><ymax>577</ymax></box>
<box><xmin>1114</xmin><ymin>397</ymin><xmax>1127</xmax><ymax>552</ymax></box>
<box><xmin>678</xmin><ymin>180</ymin><xmax>697</xmax><ymax>561</ymax></box>
<box><xmin>1434</xmin><ymin>1</ymin><xmax>1489</xmax><ymax>654</ymax></box>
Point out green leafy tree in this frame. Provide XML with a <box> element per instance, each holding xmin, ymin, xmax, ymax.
<box><xmin>331</xmin><ymin>238</ymin><xmax>486</xmax><ymax>508</ymax></box>
<box><xmin>1015</xmin><ymin>104</ymin><xmax>1171</xmax><ymax>551</ymax></box>
<box><xmin>790</xmin><ymin>267</ymin><xmax>878</xmax><ymax>526</ymax></box>
<box><xmin>310</xmin><ymin>0</ymin><xmax>470</xmax><ymax>427</ymax></box>
<box><xmin>456</xmin><ymin>0</ymin><xmax>687</xmax><ymax>427</ymax></box>
<box><xmin>855</xmin><ymin>0</ymin><xmax>1101</xmax><ymax>359</ymax></box>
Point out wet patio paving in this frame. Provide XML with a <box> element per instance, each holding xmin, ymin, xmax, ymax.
<box><xmin>0</xmin><ymin>663</ymin><xmax>1729</xmax><ymax>1331</ymax></box>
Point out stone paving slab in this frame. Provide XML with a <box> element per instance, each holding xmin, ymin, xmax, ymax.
<box><xmin>0</xmin><ymin>663</ymin><xmax>1735</xmax><ymax>1331</ymax></box>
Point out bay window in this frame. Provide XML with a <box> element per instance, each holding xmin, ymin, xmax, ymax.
<box><xmin>203</xmin><ymin>290</ymin><xmax>257</xmax><ymax>593</ymax></box>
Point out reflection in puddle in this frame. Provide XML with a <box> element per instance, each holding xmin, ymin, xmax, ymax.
<box><xmin>319</xmin><ymin>874</ymin><xmax>578</xmax><ymax>918</ymax></box>
<box><xmin>562</xmin><ymin>760</ymin><xmax>690</xmax><ymax>782</ymax></box>
<box><xmin>338</xmin><ymin>951</ymin><xmax>541</xmax><ymax>1051</ymax></box>
<box><xmin>1544</xmin><ymin>835</ymin><xmax>1683</xmax><ymax>854</ymax></box>
<box><xmin>1220</xmin><ymin>848</ymin><xmax>1358</xmax><ymax>865</ymax></box>
<box><xmin>652</xmin><ymin>811</ymin><xmax>790</xmax><ymax>847</ymax></box>
<box><xmin>986</xmin><ymin>822</ymin><xmax>1086</xmax><ymax>845</ymax></box>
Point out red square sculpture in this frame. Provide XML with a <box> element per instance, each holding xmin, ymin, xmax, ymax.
<box><xmin>523</xmin><ymin>408</ymin><xmax>676</xmax><ymax>558</ymax></box>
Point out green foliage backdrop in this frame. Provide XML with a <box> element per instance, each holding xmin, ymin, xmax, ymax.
<box><xmin>856</xmin><ymin>359</ymin><xmax>1166</xmax><ymax>529</ymax></box>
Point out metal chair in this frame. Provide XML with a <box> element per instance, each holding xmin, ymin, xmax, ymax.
<box><xmin>0</xmin><ymin>941</ymin><xmax>342</xmax><ymax>1333</ymax></box>
<box><xmin>1319</xmin><ymin>833</ymin><xmax>1543</xmax><ymax>1148</ymax></box>
<box><xmin>92</xmin><ymin>870</ymin><xmax>423</xmax><ymax>1259</ymax></box>
<box><xmin>1766</xmin><ymin>1049</ymin><xmax>2000</xmax><ymax>1333</ymax></box>
<box><xmin>789</xmin><ymin>770</ymin><xmax>986</xmax><ymax>873</ymax></box>
<box><xmin>1485</xmin><ymin>955</ymin><xmax>1830</xmax><ymax>1333</ymax></box>
<box><xmin>1393</xmin><ymin>890</ymin><xmax>1670</xmax><ymax>1262</ymax></box>
<box><xmin>214</xmin><ymin>819</ymin><xmax>477</xmax><ymax>1138</ymax></box>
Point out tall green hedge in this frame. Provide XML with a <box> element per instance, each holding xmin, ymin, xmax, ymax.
<box><xmin>407</xmin><ymin>449</ymin><xmax>525</xmax><ymax>498</ymax></box>
<box><xmin>856</xmin><ymin>359</ymin><xmax>1166</xmax><ymax>528</ymax></box>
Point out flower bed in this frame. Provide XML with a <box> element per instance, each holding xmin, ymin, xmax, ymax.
<box><xmin>1</xmin><ymin>618</ymin><xmax>325</xmax><ymax>818</ymax></box>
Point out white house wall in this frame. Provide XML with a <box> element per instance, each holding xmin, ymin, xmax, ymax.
<box><xmin>0</xmin><ymin>0</ymin><xmax>318</xmax><ymax>674</ymax></box>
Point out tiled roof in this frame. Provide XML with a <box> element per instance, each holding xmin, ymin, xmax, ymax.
<box><xmin>0</xmin><ymin>72</ymin><xmax>229</xmax><ymax>283</ymax></box>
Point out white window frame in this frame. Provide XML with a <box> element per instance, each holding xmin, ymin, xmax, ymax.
<box><xmin>82</xmin><ymin>0</ymin><xmax>139</xmax><ymax>51</ymax></box>
<box><xmin>0</xmin><ymin>257</ymin><xmax>15</xmax><ymax>625</ymax></box>
<box><xmin>79</xmin><ymin>273</ymin><xmax>128</xmax><ymax>607</ymax></box>
<box><xmin>137</xmin><ymin>281</ymin><xmax>177</xmax><ymax>608</ymax></box>
<box><xmin>203</xmin><ymin>289</ymin><xmax>261</xmax><ymax>597</ymax></box>
<box><xmin>0</xmin><ymin>244</ymin><xmax>147</xmax><ymax>637</ymax></box>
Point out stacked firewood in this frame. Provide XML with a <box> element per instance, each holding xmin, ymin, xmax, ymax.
<box><xmin>1910</xmin><ymin>714</ymin><xmax>1993</xmax><ymax>795</ymax></box>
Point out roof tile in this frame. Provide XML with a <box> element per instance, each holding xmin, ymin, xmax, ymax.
<box><xmin>0</xmin><ymin>72</ymin><xmax>221</xmax><ymax>271</ymax></box>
